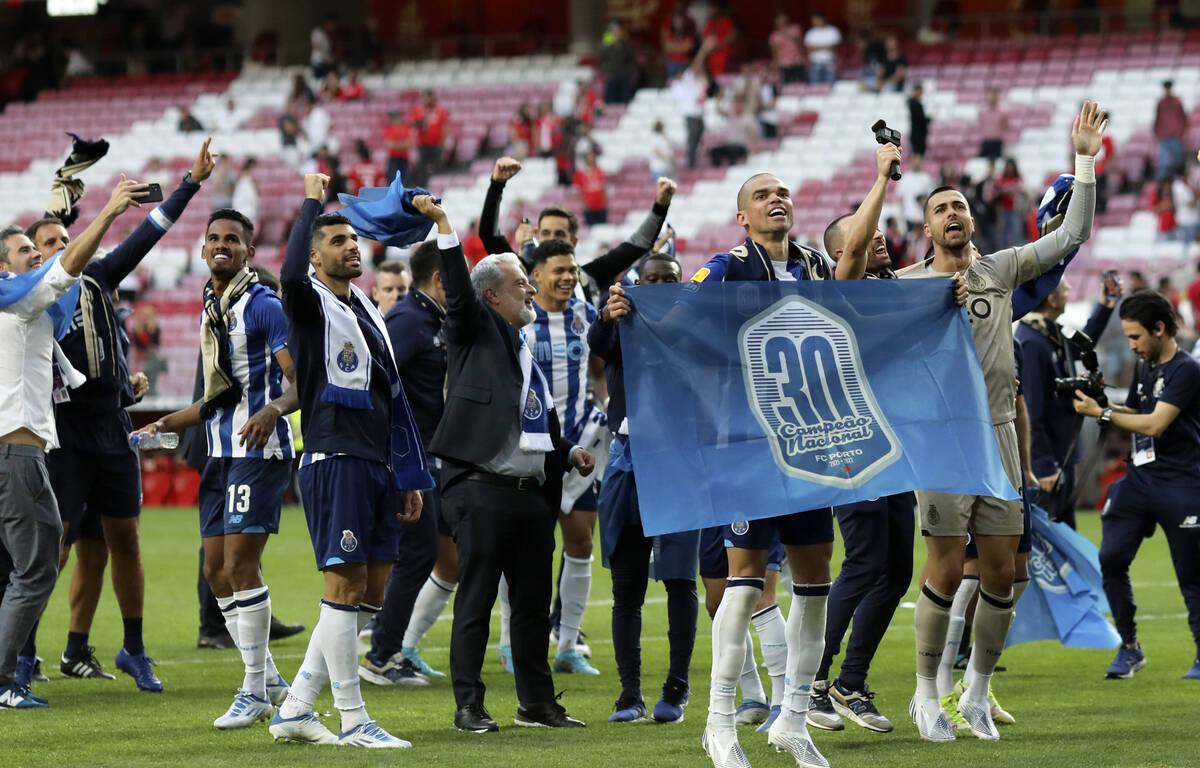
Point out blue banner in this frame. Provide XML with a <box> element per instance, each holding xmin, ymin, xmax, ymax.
<box><xmin>1006</xmin><ymin>504</ymin><xmax>1120</xmax><ymax>649</ymax></box>
<box><xmin>620</xmin><ymin>280</ymin><xmax>1017</xmax><ymax>536</ymax></box>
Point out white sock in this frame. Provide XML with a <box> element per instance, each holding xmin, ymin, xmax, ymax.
<box><xmin>280</xmin><ymin>608</ymin><xmax>329</xmax><ymax>718</ymax></box>
<box><xmin>963</xmin><ymin>645</ymin><xmax>977</xmax><ymax>687</ymax></box>
<box><xmin>782</xmin><ymin>583</ymin><xmax>829</xmax><ymax>721</ymax></box>
<box><xmin>739</xmin><ymin>630</ymin><xmax>767</xmax><ymax>705</ymax></box>
<box><xmin>752</xmin><ymin>603</ymin><xmax>787</xmax><ymax>708</ymax></box>
<box><xmin>358</xmin><ymin>603</ymin><xmax>380</xmax><ymax>635</ymax></box>
<box><xmin>217</xmin><ymin>595</ymin><xmax>240</xmax><ymax>647</ymax></box>
<box><xmin>938</xmin><ymin>576</ymin><xmax>977</xmax><ymax>697</ymax></box>
<box><xmin>314</xmin><ymin>601</ymin><xmax>368</xmax><ymax>733</ymax></box>
<box><xmin>498</xmin><ymin>576</ymin><xmax>512</xmax><ymax>648</ymax></box>
<box><xmin>234</xmin><ymin>586</ymin><xmax>271</xmax><ymax>699</ymax></box>
<box><xmin>403</xmin><ymin>574</ymin><xmax>455</xmax><ymax>649</ymax></box>
<box><xmin>708</xmin><ymin>580</ymin><xmax>762</xmax><ymax>726</ymax></box>
<box><xmin>556</xmin><ymin>554</ymin><xmax>592</xmax><ymax>655</ymax></box>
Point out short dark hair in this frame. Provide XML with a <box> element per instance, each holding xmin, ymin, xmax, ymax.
<box><xmin>312</xmin><ymin>213</ymin><xmax>353</xmax><ymax>244</ymax></box>
<box><xmin>208</xmin><ymin>209</ymin><xmax>255</xmax><ymax>243</ymax></box>
<box><xmin>250</xmin><ymin>264</ymin><xmax>280</xmax><ymax>292</ymax></box>
<box><xmin>532</xmin><ymin>238</ymin><xmax>576</xmax><ymax>267</ymax></box>
<box><xmin>537</xmin><ymin>206</ymin><xmax>579</xmax><ymax>239</ymax></box>
<box><xmin>923</xmin><ymin>185</ymin><xmax>962</xmax><ymax>218</ymax></box>
<box><xmin>408</xmin><ymin>240</ymin><xmax>440</xmax><ymax>286</ymax></box>
<box><xmin>376</xmin><ymin>259</ymin><xmax>408</xmax><ymax>276</ymax></box>
<box><xmin>639</xmin><ymin>250</ymin><xmax>681</xmax><ymax>273</ymax></box>
<box><xmin>823</xmin><ymin>213</ymin><xmax>853</xmax><ymax>256</ymax></box>
<box><xmin>25</xmin><ymin>215</ymin><xmax>66</xmax><ymax>242</ymax></box>
<box><xmin>0</xmin><ymin>224</ymin><xmax>25</xmax><ymax>265</ymax></box>
<box><xmin>1119</xmin><ymin>290</ymin><xmax>1177</xmax><ymax>337</ymax></box>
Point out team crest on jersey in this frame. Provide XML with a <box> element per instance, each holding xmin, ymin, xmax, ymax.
<box><xmin>1153</xmin><ymin>376</ymin><xmax>1165</xmax><ymax>398</ymax></box>
<box><xmin>738</xmin><ymin>296</ymin><xmax>901</xmax><ymax>487</ymax></box>
<box><xmin>340</xmin><ymin>529</ymin><xmax>358</xmax><ymax>552</ymax></box>
<box><xmin>226</xmin><ymin>310</ymin><xmax>238</xmax><ymax>331</ymax></box>
<box><xmin>524</xmin><ymin>388</ymin><xmax>544</xmax><ymax>420</ymax></box>
<box><xmin>570</xmin><ymin>305</ymin><xmax>589</xmax><ymax>335</ymax></box>
<box><xmin>731</xmin><ymin>520</ymin><xmax>749</xmax><ymax>535</ymax></box>
<box><xmin>337</xmin><ymin>341</ymin><xmax>359</xmax><ymax>372</ymax></box>
<box><xmin>965</xmin><ymin>267</ymin><xmax>986</xmax><ymax>293</ymax></box>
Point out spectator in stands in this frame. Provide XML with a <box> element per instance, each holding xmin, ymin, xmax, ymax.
<box><xmin>702</xmin><ymin>4</ymin><xmax>738</xmax><ymax>78</ymax></box>
<box><xmin>1154</xmin><ymin>180</ymin><xmax>1176</xmax><ymax>240</ymax></box>
<box><xmin>302</xmin><ymin>96</ymin><xmax>336</xmax><ymax>154</ymax></box>
<box><xmin>372</xmin><ymin>260</ymin><xmax>411</xmax><ymax>316</ymax></box>
<box><xmin>573</xmin><ymin>122</ymin><xmax>602</xmax><ymax>169</ymax></box>
<box><xmin>1186</xmin><ymin>264</ymin><xmax>1200</xmax><ymax>335</ymax></box>
<box><xmin>289</xmin><ymin>73</ymin><xmax>315</xmax><ymax>105</ymax></box>
<box><xmin>178</xmin><ymin>106</ymin><xmax>204</xmax><ymax>133</ymax></box>
<box><xmin>670</xmin><ymin>49</ymin><xmax>709</xmax><ymax>170</ymax></box>
<box><xmin>884</xmin><ymin>216</ymin><xmax>909</xmax><ymax>267</ymax></box>
<box><xmin>857</xmin><ymin>28</ymin><xmax>886</xmax><ymax>92</ymax></box>
<box><xmin>600</xmin><ymin>20</ymin><xmax>638</xmax><ymax>106</ymax></box>
<box><xmin>409</xmin><ymin>90</ymin><xmax>449</xmax><ymax>187</ymax></box>
<box><xmin>320</xmin><ymin>72</ymin><xmax>342</xmax><ymax>102</ymax></box>
<box><xmin>1155</xmin><ymin>81</ymin><xmax>1187</xmax><ymax>182</ymax></box>
<box><xmin>968</xmin><ymin>161</ymin><xmax>999</xmax><ymax>253</ymax></box>
<box><xmin>1128</xmin><ymin>270</ymin><xmax>1148</xmax><ymax>293</ymax></box>
<box><xmin>1171</xmin><ymin>172</ymin><xmax>1199</xmax><ymax>255</ymax></box>
<box><xmin>143</xmin><ymin>158</ymin><xmax>169</xmax><ymax>190</ymax></box>
<box><xmin>649</xmin><ymin>120</ymin><xmax>676</xmax><ymax>180</ymax></box>
<box><xmin>534</xmin><ymin>101</ymin><xmax>561</xmax><ymax>159</ymax></box>
<box><xmin>896</xmin><ymin>154</ymin><xmax>934</xmax><ymax>229</ymax></box>
<box><xmin>310</xmin><ymin>13</ymin><xmax>337</xmax><ymax>78</ymax></box>
<box><xmin>130</xmin><ymin>305</ymin><xmax>166</xmax><ymax>393</ymax></box>
<box><xmin>769</xmin><ymin>12</ymin><xmax>805</xmax><ymax>84</ymax></box>
<box><xmin>804</xmin><ymin>12</ymin><xmax>841</xmax><ymax>84</ymax></box>
<box><xmin>210</xmin><ymin>161</ymin><xmax>236</xmax><ymax>211</ymax></box>
<box><xmin>214</xmin><ymin>98</ymin><xmax>247</xmax><ymax>131</ymax></box>
<box><xmin>232</xmin><ymin>158</ymin><xmax>259</xmax><ymax>231</ymax></box>
<box><xmin>510</xmin><ymin>103</ymin><xmax>535</xmax><ymax>159</ymax></box>
<box><xmin>938</xmin><ymin>161</ymin><xmax>959</xmax><ymax>188</ymax></box>
<box><xmin>1095</xmin><ymin>123</ymin><xmax>1115</xmax><ymax>214</ymax></box>
<box><xmin>978</xmin><ymin>89</ymin><xmax>1008</xmax><ymax>161</ymax></box>
<box><xmin>876</xmin><ymin>34</ymin><xmax>907</xmax><ymax>93</ymax></box>
<box><xmin>463</xmin><ymin>219</ymin><xmax>488</xmax><ymax>267</ymax></box>
<box><xmin>908</xmin><ymin>83</ymin><xmax>929</xmax><ymax>159</ymax></box>
<box><xmin>708</xmin><ymin>95</ymin><xmax>757</xmax><ymax>167</ymax></box>
<box><xmin>755</xmin><ymin>65</ymin><xmax>780</xmax><ymax>138</ymax></box>
<box><xmin>662</xmin><ymin>9</ymin><xmax>698</xmax><ymax>81</ymax></box>
<box><xmin>995</xmin><ymin>158</ymin><xmax>1027</xmax><ymax>248</ymax></box>
<box><xmin>348</xmin><ymin>139</ymin><xmax>385</xmax><ymax>193</ymax></box>
<box><xmin>554</xmin><ymin>117</ymin><xmax>579</xmax><ymax>186</ymax></box>
<box><xmin>574</xmin><ymin>150</ymin><xmax>609</xmax><ymax>226</ymax></box>
<box><xmin>383</xmin><ymin>110</ymin><xmax>414</xmax><ymax>183</ymax></box>
<box><xmin>338</xmin><ymin>70</ymin><xmax>366</xmax><ymax>101</ymax></box>
<box><xmin>575</xmin><ymin>81</ymin><xmax>605</xmax><ymax>126</ymax></box>
<box><xmin>278</xmin><ymin>102</ymin><xmax>305</xmax><ymax>168</ymax></box>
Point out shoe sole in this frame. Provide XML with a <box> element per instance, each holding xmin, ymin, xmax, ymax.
<box><xmin>805</xmin><ymin>713</ymin><xmax>844</xmax><ymax>731</ymax></box>
<box><xmin>830</xmin><ymin>699</ymin><xmax>893</xmax><ymax>733</ymax></box>
<box><xmin>609</xmin><ymin>715</ymin><xmax>647</xmax><ymax>723</ymax></box>
<box><xmin>766</xmin><ymin>734</ymin><xmax>829</xmax><ymax>768</ymax></box>
<box><xmin>513</xmin><ymin>717</ymin><xmax>549</xmax><ymax>728</ymax></box>
<box><xmin>269</xmin><ymin>726</ymin><xmax>338</xmax><ymax>744</ymax></box>
<box><xmin>455</xmin><ymin>724</ymin><xmax>499</xmax><ymax>733</ymax></box>
<box><xmin>653</xmin><ymin>713</ymin><xmax>684</xmax><ymax>724</ymax></box>
<box><xmin>1106</xmin><ymin>659</ymin><xmax>1147</xmax><ymax>679</ymax></box>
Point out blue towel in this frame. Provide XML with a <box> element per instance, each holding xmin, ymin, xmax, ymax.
<box><xmin>0</xmin><ymin>255</ymin><xmax>80</xmax><ymax>340</ymax></box>
<box><xmin>336</xmin><ymin>172</ymin><xmax>440</xmax><ymax>248</ymax></box>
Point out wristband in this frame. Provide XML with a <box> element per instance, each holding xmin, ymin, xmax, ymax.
<box><xmin>183</xmin><ymin>171</ymin><xmax>199</xmax><ymax>186</ymax></box>
<box><xmin>1073</xmin><ymin>154</ymin><xmax>1095</xmax><ymax>184</ymax></box>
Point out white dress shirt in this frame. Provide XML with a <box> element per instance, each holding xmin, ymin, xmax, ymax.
<box><xmin>0</xmin><ymin>259</ymin><xmax>80</xmax><ymax>450</ymax></box>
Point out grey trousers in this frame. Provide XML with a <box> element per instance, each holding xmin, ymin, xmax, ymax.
<box><xmin>0</xmin><ymin>444</ymin><xmax>61</xmax><ymax>685</ymax></box>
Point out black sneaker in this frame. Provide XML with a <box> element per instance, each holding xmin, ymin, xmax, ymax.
<box><xmin>514</xmin><ymin>703</ymin><xmax>586</xmax><ymax>728</ymax></box>
<box><xmin>61</xmin><ymin>646</ymin><xmax>116</xmax><ymax>679</ymax></box>
<box><xmin>454</xmin><ymin>703</ymin><xmax>500</xmax><ymax>733</ymax></box>
<box><xmin>197</xmin><ymin>631</ymin><xmax>236</xmax><ymax>650</ymax></box>
<box><xmin>269</xmin><ymin>616</ymin><xmax>306</xmax><ymax>641</ymax></box>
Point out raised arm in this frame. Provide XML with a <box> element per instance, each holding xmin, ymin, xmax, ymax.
<box><xmin>412</xmin><ymin>194</ymin><xmax>480</xmax><ymax>338</ymax></box>
<box><xmin>583</xmin><ymin>178</ymin><xmax>675</xmax><ymax>288</ymax></box>
<box><xmin>280</xmin><ymin>173</ymin><xmax>327</xmax><ymax>320</ymax></box>
<box><xmin>480</xmin><ymin>157</ymin><xmax>520</xmax><ymax>254</ymax></box>
<box><xmin>836</xmin><ymin>143</ymin><xmax>902</xmax><ymax>280</ymax></box>
<box><xmin>58</xmin><ymin>175</ymin><xmax>148</xmax><ymax>278</ymax></box>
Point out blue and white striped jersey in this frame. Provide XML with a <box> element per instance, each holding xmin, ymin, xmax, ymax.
<box><xmin>203</xmin><ymin>284</ymin><xmax>294</xmax><ymax>459</ymax></box>
<box><xmin>527</xmin><ymin>297</ymin><xmax>598</xmax><ymax>443</ymax></box>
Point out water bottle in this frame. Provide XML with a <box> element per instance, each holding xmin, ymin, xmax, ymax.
<box><xmin>131</xmin><ymin>431</ymin><xmax>179</xmax><ymax>450</ymax></box>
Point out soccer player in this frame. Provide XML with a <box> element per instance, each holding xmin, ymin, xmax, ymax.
<box><xmin>696</xmin><ymin>142</ymin><xmax>902</xmax><ymax>768</ymax></box>
<box><xmin>270</xmin><ymin>173</ymin><xmax>431</xmax><ymax>747</ymax></box>
<box><xmin>590</xmin><ymin>253</ymin><xmax>700</xmax><ymax>724</ymax></box>
<box><xmin>898</xmin><ymin>101</ymin><xmax>1105</xmax><ymax>742</ymax></box>
<box><xmin>133</xmin><ymin>208</ymin><xmax>295</xmax><ymax>727</ymax></box>
<box><xmin>18</xmin><ymin>139</ymin><xmax>214</xmax><ymax>692</ymax></box>
<box><xmin>1072</xmin><ymin>290</ymin><xmax>1200</xmax><ymax>681</ymax></box>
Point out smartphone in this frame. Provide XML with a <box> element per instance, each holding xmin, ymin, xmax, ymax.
<box><xmin>142</xmin><ymin>183</ymin><xmax>164</xmax><ymax>203</ymax></box>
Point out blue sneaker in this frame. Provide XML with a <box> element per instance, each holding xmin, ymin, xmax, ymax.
<box><xmin>1106</xmin><ymin>644</ymin><xmax>1147</xmax><ymax>679</ymax></box>
<box><xmin>498</xmin><ymin>645</ymin><xmax>514</xmax><ymax>674</ymax></box>
<box><xmin>1183</xmin><ymin>659</ymin><xmax>1200</xmax><ymax>680</ymax></box>
<box><xmin>734</xmin><ymin>699</ymin><xmax>769</xmax><ymax>726</ymax></box>
<box><xmin>553</xmin><ymin>649</ymin><xmax>600</xmax><ymax>675</ymax></box>
<box><xmin>0</xmin><ymin>683</ymin><xmax>48</xmax><ymax>709</ymax></box>
<box><xmin>756</xmin><ymin>705</ymin><xmax>781</xmax><ymax>733</ymax></box>
<box><xmin>115</xmin><ymin>648</ymin><xmax>163</xmax><ymax>692</ymax></box>
<box><xmin>609</xmin><ymin>695</ymin><xmax>646</xmax><ymax>722</ymax></box>
<box><xmin>213</xmin><ymin>690</ymin><xmax>274</xmax><ymax>729</ymax></box>
<box><xmin>402</xmin><ymin>646</ymin><xmax>446</xmax><ymax>678</ymax></box>
<box><xmin>652</xmin><ymin>678</ymin><xmax>689</xmax><ymax>724</ymax></box>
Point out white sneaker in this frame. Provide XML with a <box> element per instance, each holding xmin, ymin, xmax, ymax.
<box><xmin>766</xmin><ymin>714</ymin><xmax>829</xmax><ymax>768</ymax></box>
<box><xmin>266</xmin><ymin>674</ymin><xmax>290</xmax><ymax>706</ymax></box>
<box><xmin>957</xmin><ymin>695</ymin><xmax>1000</xmax><ymax>740</ymax></box>
<box><xmin>337</xmin><ymin>719</ymin><xmax>412</xmax><ymax>748</ymax></box>
<box><xmin>909</xmin><ymin>694</ymin><xmax>955</xmax><ymax>743</ymax></box>
<box><xmin>269</xmin><ymin>710</ymin><xmax>339</xmax><ymax>744</ymax></box>
<box><xmin>702</xmin><ymin>721</ymin><xmax>752</xmax><ymax>768</ymax></box>
<box><xmin>214</xmin><ymin>690</ymin><xmax>273</xmax><ymax>729</ymax></box>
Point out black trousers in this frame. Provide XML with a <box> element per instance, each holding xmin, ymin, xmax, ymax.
<box><xmin>818</xmin><ymin>492</ymin><xmax>915</xmax><ymax>689</ymax></box>
<box><xmin>445</xmin><ymin>477</ymin><xmax>557</xmax><ymax>710</ymax></box>
<box><xmin>370</xmin><ymin>480</ymin><xmax>440</xmax><ymax>662</ymax></box>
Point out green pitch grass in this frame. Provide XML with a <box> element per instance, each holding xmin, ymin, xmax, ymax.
<box><xmin>7</xmin><ymin>508</ymin><xmax>1196</xmax><ymax>768</ymax></box>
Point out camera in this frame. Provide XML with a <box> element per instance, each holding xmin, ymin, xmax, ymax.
<box><xmin>1052</xmin><ymin>327</ymin><xmax>1108</xmax><ymax>407</ymax></box>
<box><xmin>870</xmin><ymin>120</ymin><xmax>902</xmax><ymax>180</ymax></box>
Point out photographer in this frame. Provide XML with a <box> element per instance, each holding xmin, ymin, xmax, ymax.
<box><xmin>1015</xmin><ymin>273</ymin><xmax>1119</xmax><ymax>528</ymax></box>
<box><xmin>1072</xmin><ymin>290</ymin><xmax>1200</xmax><ymax>681</ymax></box>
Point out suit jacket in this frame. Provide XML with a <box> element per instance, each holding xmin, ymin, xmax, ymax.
<box><xmin>428</xmin><ymin>238</ymin><xmax>574</xmax><ymax>513</ymax></box>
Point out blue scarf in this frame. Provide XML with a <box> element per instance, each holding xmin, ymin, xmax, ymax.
<box><xmin>0</xmin><ymin>254</ymin><xmax>80</xmax><ymax>340</ymax></box>
<box><xmin>337</xmin><ymin>172</ymin><xmax>440</xmax><ymax>248</ymax></box>
<box><xmin>517</xmin><ymin>329</ymin><xmax>553</xmax><ymax>452</ymax></box>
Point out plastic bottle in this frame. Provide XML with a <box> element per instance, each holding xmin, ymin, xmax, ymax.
<box><xmin>131</xmin><ymin>431</ymin><xmax>179</xmax><ymax>450</ymax></box>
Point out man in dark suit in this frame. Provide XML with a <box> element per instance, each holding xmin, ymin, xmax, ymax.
<box><xmin>412</xmin><ymin>195</ymin><xmax>596</xmax><ymax>733</ymax></box>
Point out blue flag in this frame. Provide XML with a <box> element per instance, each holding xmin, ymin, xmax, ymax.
<box><xmin>336</xmin><ymin>172</ymin><xmax>439</xmax><ymax>249</ymax></box>
<box><xmin>620</xmin><ymin>280</ymin><xmax>1017</xmax><ymax>536</ymax></box>
<box><xmin>1006</xmin><ymin>504</ymin><xmax>1120</xmax><ymax>649</ymax></box>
